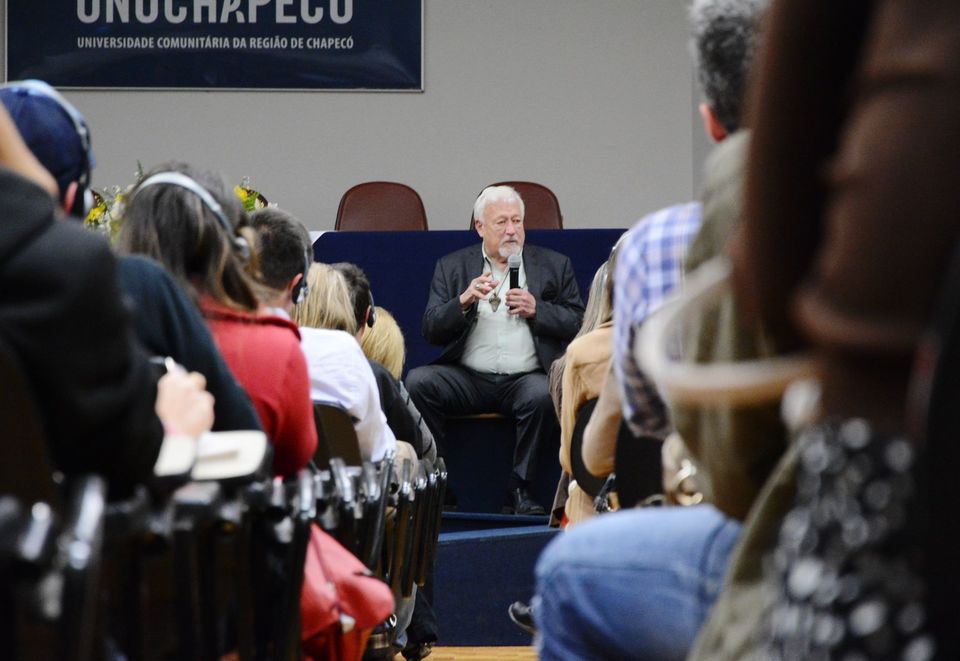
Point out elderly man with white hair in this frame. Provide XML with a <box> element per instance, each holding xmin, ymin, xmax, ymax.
<box><xmin>406</xmin><ymin>185</ymin><xmax>584</xmax><ymax>515</ymax></box>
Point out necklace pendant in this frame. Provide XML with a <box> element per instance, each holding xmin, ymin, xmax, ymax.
<box><xmin>489</xmin><ymin>295</ymin><xmax>501</xmax><ymax>312</ymax></box>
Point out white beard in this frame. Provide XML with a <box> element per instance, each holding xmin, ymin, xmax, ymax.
<box><xmin>499</xmin><ymin>241</ymin><xmax>521</xmax><ymax>259</ymax></box>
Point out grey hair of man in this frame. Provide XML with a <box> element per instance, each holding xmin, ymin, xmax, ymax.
<box><xmin>472</xmin><ymin>185</ymin><xmax>526</xmax><ymax>224</ymax></box>
<box><xmin>689</xmin><ymin>0</ymin><xmax>769</xmax><ymax>133</ymax></box>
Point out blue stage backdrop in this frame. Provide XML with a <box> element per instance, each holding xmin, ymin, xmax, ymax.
<box><xmin>313</xmin><ymin>229</ymin><xmax>627</xmax><ymax>378</ymax></box>
<box><xmin>6</xmin><ymin>0</ymin><xmax>422</xmax><ymax>90</ymax></box>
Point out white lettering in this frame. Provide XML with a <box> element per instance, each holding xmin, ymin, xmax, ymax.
<box><xmin>194</xmin><ymin>0</ymin><xmax>217</xmax><ymax>22</ymax></box>
<box><xmin>330</xmin><ymin>0</ymin><xmax>352</xmax><ymax>24</ymax></box>
<box><xmin>107</xmin><ymin>0</ymin><xmax>130</xmax><ymax>22</ymax></box>
<box><xmin>301</xmin><ymin>0</ymin><xmax>322</xmax><ymax>24</ymax></box>
<box><xmin>165</xmin><ymin>0</ymin><xmax>187</xmax><ymax>23</ymax></box>
<box><xmin>135</xmin><ymin>0</ymin><xmax>159</xmax><ymax>22</ymax></box>
<box><xmin>77</xmin><ymin>0</ymin><xmax>100</xmax><ymax>23</ymax></box>
<box><xmin>276</xmin><ymin>0</ymin><xmax>295</xmax><ymax>24</ymax></box>
<box><xmin>247</xmin><ymin>0</ymin><xmax>270</xmax><ymax>23</ymax></box>
<box><xmin>76</xmin><ymin>0</ymin><xmax>357</xmax><ymax>25</ymax></box>
<box><xmin>221</xmin><ymin>0</ymin><xmax>244</xmax><ymax>23</ymax></box>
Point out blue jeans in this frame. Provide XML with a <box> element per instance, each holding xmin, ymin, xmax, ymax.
<box><xmin>534</xmin><ymin>505</ymin><xmax>741</xmax><ymax>661</ymax></box>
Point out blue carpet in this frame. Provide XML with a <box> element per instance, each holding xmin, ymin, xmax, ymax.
<box><xmin>434</xmin><ymin>525</ymin><xmax>558</xmax><ymax>646</ymax></box>
<box><xmin>440</xmin><ymin>511</ymin><xmax>549</xmax><ymax>534</ymax></box>
<box><xmin>443</xmin><ymin>416</ymin><xmax>560</xmax><ymax>515</ymax></box>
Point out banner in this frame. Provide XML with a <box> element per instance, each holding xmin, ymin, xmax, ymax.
<box><xmin>5</xmin><ymin>0</ymin><xmax>423</xmax><ymax>90</ymax></box>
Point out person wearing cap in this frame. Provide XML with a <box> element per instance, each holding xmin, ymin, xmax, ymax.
<box><xmin>405</xmin><ymin>185</ymin><xmax>584</xmax><ymax>515</ymax></box>
<box><xmin>0</xmin><ymin>79</ymin><xmax>263</xmax><ymax>434</ymax></box>
<box><xmin>0</xmin><ymin>101</ymin><xmax>213</xmax><ymax>497</ymax></box>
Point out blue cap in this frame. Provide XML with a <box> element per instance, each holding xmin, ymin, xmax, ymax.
<box><xmin>0</xmin><ymin>80</ymin><xmax>95</xmax><ymax>201</ymax></box>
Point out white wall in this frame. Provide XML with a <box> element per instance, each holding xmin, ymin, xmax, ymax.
<box><xmin>1</xmin><ymin>1</ymin><xmax>703</xmax><ymax>231</ymax></box>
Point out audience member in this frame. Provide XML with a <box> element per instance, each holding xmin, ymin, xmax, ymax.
<box><xmin>117</xmin><ymin>162</ymin><xmax>316</xmax><ymax>477</ymax></box>
<box><xmin>0</xmin><ymin>80</ymin><xmax>262</xmax><ymax>434</ymax></box>
<box><xmin>360</xmin><ymin>305</ymin><xmax>405</xmax><ymax>379</ymax></box>
<box><xmin>556</xmin><ymin>258</ymin><xmax>615</xmax><ymax>527</ymax></box>
<box><xmin>544</xmin><ymin>259</ymin><xmax>615</xmax><ymax>527</ymax></box>
<box><xmin>358</xmin><ymin>304</ymin><xmax>441</xmax><ymax>658</ymax></box>
<box><xmin>406</xmin><ymin>185</ymin><xmax>584</xmax><ymax>515</ymax></box>
<box><xmin>249</xmin><ymin>206</ymin><xmax>313</xmax><ymax>318</ymax></box>
<box><xmin>292</xmin><ymin>263</ymin><xmax>399</xmax><ymax>463</ymax></box>
<box><xmin>0</xmin><ymin>104</ymin><xmax>213</xmax><ymax>496</ymax></box>
<box><xmin>703</xmin><ymin>0</ymin><xmax>960</xmax><ymax>657</ymax></box>
<box><xmin>360</xmin><ymin>305</ymin><xmax>438</xmax><ymax>463</ymax></box>
<box><xmin>332</xmin><ymin>262</ymin><xmax>426</xmax><ymax>458</ymax></box>
<box><xmin>534</xmin><ymin>1</ymin><xmax>768</xmax><ymax>658</ymax></box>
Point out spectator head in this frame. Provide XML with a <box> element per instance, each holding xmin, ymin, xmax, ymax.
<box><xmin>0</xmin><ymin>79</ymin><xmax>95</xmax><ymax>218</ymax></box>
<box><xmin>577</xmin><ymin>261</ymin><xmax>613</xmax><ymax>339</ymax></box>
<box><xmin>292</xmin><ymin>263</ymin><xmax>357</xmax><ymax>335</ymax></box>
<box><xmin>330</xmin><ymin>262</ymin><xmax>376</xmax><ymax>340</ymax></box>
<box><xmin>577</xmin><ymin>230</ymin><xmax>628</xmax><ymax>338</ymax></box>
<box><xmin>689</xmin><ymin>0</ymin><xmax>769</xmax><ymax>141</ymax></box>
<box><xmin>249</xmin><ymin>207</ymin><xmax>313</xmax><ymax>314</ymax></box>
<box><xmin>117</xmin><ymin>161</ymin><xmax>259</xmax><ymax>311</ymax></box>
<box><xmin>472</xmin><ymin>185</ymin><xmax>526</xmax><ymax>261</ymax></box>
<box><xmin>360</xmin><ymin>306</ymin><xmax>406</xmax><ymax>380</ymax></box>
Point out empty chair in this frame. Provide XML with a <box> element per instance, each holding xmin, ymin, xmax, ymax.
<box><xmin>335</xmin><ymin>181</ymin><xmax>428</xmax><ymax>231</ymax></box>
<box><xmin>470</xmin><ymin>181</ymin><xmax>563</xmax><ymax>230</ymax></box>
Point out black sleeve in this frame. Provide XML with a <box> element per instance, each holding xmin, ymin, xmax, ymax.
<box><xmin>7</xmin><ymin>224</ymin><xmax>164</xmax><ymax>495</ymax></box>
<box><xmin>421</xmin><ymin>257</ymin><xmax>474</xmax><ymax>346</ymax></box>
<box><xmin>533</xmin><ymin>254</ymin><xmax>584</xmax><ymax>341</ymax></box>
<box><xmin>368</xmin><ymin>359</ymin><xmax>424</xmax><ymax>456</ymax></box>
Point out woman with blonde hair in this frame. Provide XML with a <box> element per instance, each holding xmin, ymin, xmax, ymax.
<box><xmin>359</xmin><ymin>305</ymin><xmax>405</xmax><ymax>380</ymax></box>
<box><xmin>293</xmin><ymin>262</ymin><xmax>358</xmax><ymax>334</ymax></box>
<box><xmin>293</xmin><ymin>263</ymin><xmax>398</xmax><ymax>462</ymax></box>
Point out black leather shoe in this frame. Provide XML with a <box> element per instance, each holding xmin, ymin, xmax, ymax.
<box><xmin>401</xmin><ymin>641</ymin><xmax>434</xmax><ymax>660</ymax></box>
<box><xmin>502</xmin><ymin>487</ymin><xmax>546</xmax><ymax>516</ymax></box>
<box><xmin>508</xmin><ymin>601</ymin><xmax>537</xmax><ymax>635</ymax></box>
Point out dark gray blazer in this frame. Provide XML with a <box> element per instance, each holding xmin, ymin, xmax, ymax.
<box><xmin>422</xmin><ymin>243</ymin><xmax>584</xmax><ymax>371</ymax></box>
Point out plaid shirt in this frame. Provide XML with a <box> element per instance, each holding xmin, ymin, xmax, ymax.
<box><xmin>613</xmin><ymin>202</ymin><xmax>701</xmax><ymax>437</ymax></box>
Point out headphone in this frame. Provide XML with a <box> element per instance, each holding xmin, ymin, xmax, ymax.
<box><xmin>137</xmin><ymin>171</ymin><xmax>251</xmax><ymax>261</ymax></box>
<box><xmin>1</xmin><ymin>79</ymin><xmax>94</xmax><ymax>219</ymax></box>
<box><xmin>293</xmin><ymin>248</ymin><xmax>311</xmax><ymax>305</ymax></box>
<box><xmin>366</xmin><ymin>288</ymin><xmax>377</xmax><ymax>327</ymax></box>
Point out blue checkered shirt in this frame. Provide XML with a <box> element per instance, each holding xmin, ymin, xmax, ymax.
<box><xmin>613</xmin><ymin>202</ymin><xmax>702</xmax><ymax>437</ymax></box>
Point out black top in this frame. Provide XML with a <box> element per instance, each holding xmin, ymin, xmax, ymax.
<box><xmin>0</xmin><ymin>168</ymin><xmax>162</xmax><ymax>494</ymax></box>
<box><xmin>117</xmin><ymin>254</ymin><xmax>262</xmax><ymax>433</ymax></box>
<box><xmin>368</xmin><ymin>358</ymin><xmax>424</xmax><ymax>456</ymax></box>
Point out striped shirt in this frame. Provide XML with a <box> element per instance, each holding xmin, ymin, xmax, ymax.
<box><xmin>613</xmin><ymin>202</ymin><xmax>702</xmax><ymax>437</ymax></box>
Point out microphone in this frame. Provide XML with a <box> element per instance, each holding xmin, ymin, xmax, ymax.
<box><xmin>508</xmin><ymin>253</ymin><xmax>521</xmax><ymax>290</ymax></box>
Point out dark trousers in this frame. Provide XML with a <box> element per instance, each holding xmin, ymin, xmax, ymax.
<box><xmin>405</xmin><ymin>364</ymin><xmax>556</xmax><ymax>483</ymax></box>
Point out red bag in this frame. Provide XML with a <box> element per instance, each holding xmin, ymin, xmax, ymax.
<box><xmin>300</xmin><ymin>523</ymin><xmax>394</xmax><ymax>661</ymax></box>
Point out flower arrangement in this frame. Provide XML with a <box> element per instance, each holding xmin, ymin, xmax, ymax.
<box><xmin>84</xmin><ymin>167</ymin><xmax>269</xmax><ymax>238</ymax></box>
<box><xmin>234</xmin><ymin>177</ymin><xmax>270</xmax><ymax>212</ymax></box>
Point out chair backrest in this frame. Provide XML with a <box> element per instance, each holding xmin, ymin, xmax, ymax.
<box><xmin>0</xmin><ymin>334</ymin><xmax>60</xmax><ymax>509</ymax></box>
<box><xmin>569</xmin><ymin>398</ymin><xmax>606</xmax><ymax>498</ymax></box>
<box><xmin>0</xmin><ymin>333</ymin><xmax>107</xmax><ymax>661</ymax></box>
<box><xmin>470</xmin><ymin>181</ymin><xmax>563</xmax><ymax>230</ymax></box>
<box><xmin>613</xmin><ymin>428</ymin><xmax>664</xmax><ymax>509</ymax></box>
<box><xmin>312</xmin><ymin>401</ymin><xmax>364</xmax><ymax>467</ymax></box>
<box><xmin>335</xmin><ymin>181</ymin><xmax>428</xmax><ymax>231</ymax></box>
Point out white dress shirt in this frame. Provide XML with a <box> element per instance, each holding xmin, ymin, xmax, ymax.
<box><xmin>461</xmin><ymin>248</ymin><xmax>540</xmax><ymax>375</ymax></box>
<box><xmin>299</xmin><ymin>327</ymin><xmax>397</xmax><ymax>462</ymax></box>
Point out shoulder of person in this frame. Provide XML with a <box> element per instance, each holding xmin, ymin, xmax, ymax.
<box><xmin>438</xmin><ymin>243</ymin><xmax>481</xmax><ymax>266</ymax></box>
<box><xmin>524</xmin><ymin>244</ymin><xmax>573</xmax><ymax>268</ymax></box>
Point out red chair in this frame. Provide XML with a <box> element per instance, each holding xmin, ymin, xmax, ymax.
<box><xmin>469</xmin><ymin>181</ymin><xmax>563</xmax><ymax>230</ymax></box>
<box><xmin>335</xmin><ymin>181</ymin><xmax>428</xmax><ymax>231</ymax></box>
